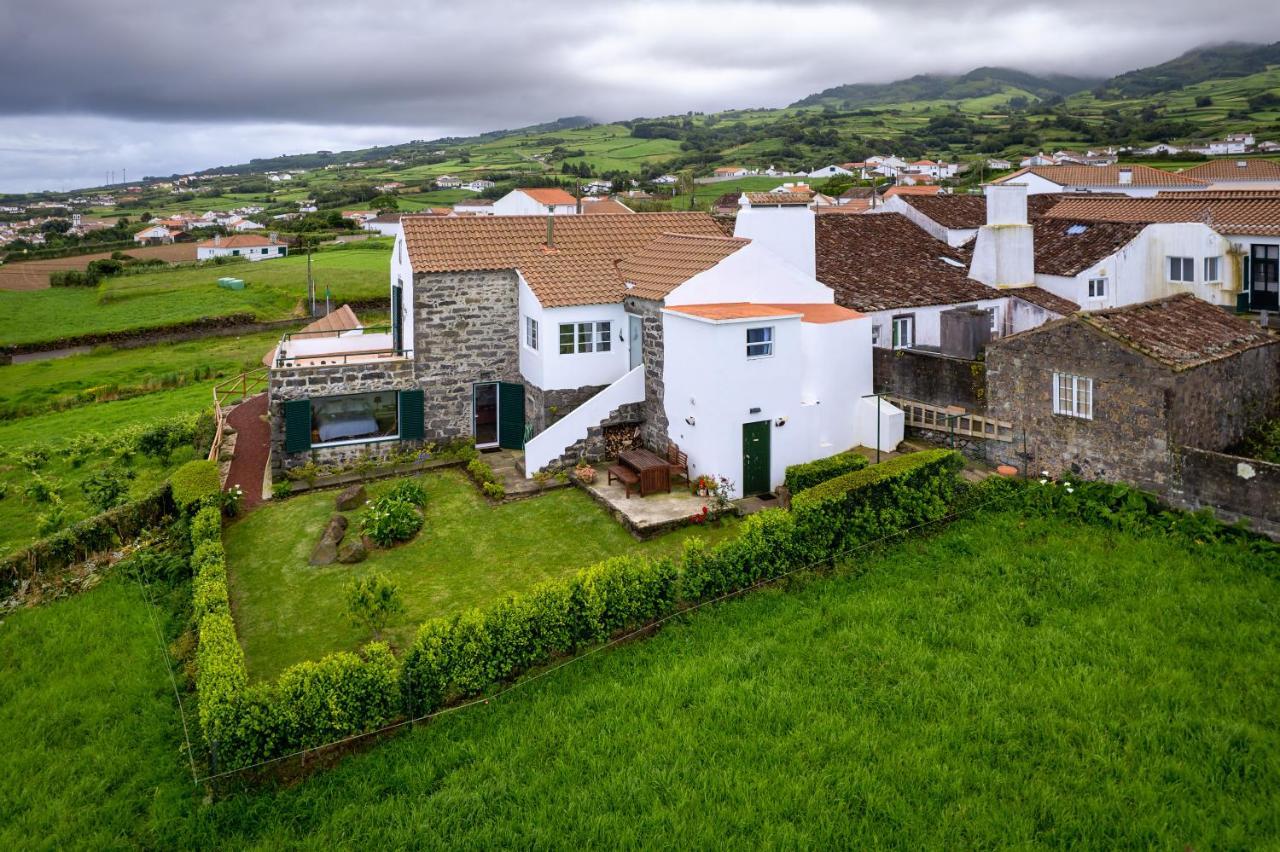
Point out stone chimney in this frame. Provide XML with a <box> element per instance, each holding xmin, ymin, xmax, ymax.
<box><xmin>968</xmin><ymin>184</ymin><xmax>1034</xmax><ymax>289</ymax></box>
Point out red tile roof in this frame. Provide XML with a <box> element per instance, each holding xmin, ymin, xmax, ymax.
<box><xmin>1178</xmin><ymin>159</ymin><xmax>1280</xmax><ymax>182</ymax></box>
<box><xmin>579</xmin><ymin>198</ymin><xmax>634</xmax><ymax>215</ymax></box>
<box><xmin>666</xmin><ymin>302</ymin><xmax>862</xmax><ymax>323</ymax></box>
<box><xmin>883</xmin><ymin>185</ymin><xmax>943</xmax><ymax>198</ymax></box>
<box><xmin>1081</xmin><ymin>293</ymin><xmax>1276</xmax><ymax>370</ymax></box>
<box><xmin>400</xmin><ymin>212</ymin><xmax>725</xmax><ymax>308</ymax></box>
<box><xmin>196</xmin><ymin>234</ymin><xmax>281</xmax><ymax>248</ymax></box>
<box><xmin>994</xmin><ymin>163</ymin><xmax>1207</xmax><ymax>188</ymax></box>
<box><xmin>618</xmin><ymin>233</ymin><xmax>750</xmax><ymax>300</ymax></box>
<box><xmin>517</xmin><ymin>188</ymin><xmax>578</xmax><ymax>206</ymax></box>
<box><xmin>743</xmin><ymin>192</ymin><xmax>811</xmax><ymax>206</ymax></box>
<box><xmin>1041</xmin><ymin>195</ymin><xmax>1280</xmax><ymax>236</ymax></box>
<box><xmin>815</xmin><ymin>213</ymin><xmax>998</xmax><ymax>311</ymax></box>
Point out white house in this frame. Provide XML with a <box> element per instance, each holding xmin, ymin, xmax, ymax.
<box><xmin>231</xmin><ymin>219</ymin><xmax>264</xmax><ymax>232</ymax></box>
<box><xmin>1140</xmin><ymin>143</ymin><xmax>1182</xmax><ymax>156</ymax></box>
<box><xmin>363</xmin><ymin>212</ymin><xmax>404</xmax><ymax>237</ymax></box>
<box><xmin>435</xmin><ymin>175</ymin><xmax>463</xmax><ymax>189</ymax></box>
<box><xmin>453</xmin><ymin>198</ymin><xmax>496</xmax><ymax>215</ymax></box>
<box><xmin>491</xmin><ymin>187</ymin><xmax>579</xmax><ymax>215</ymax></box>
<box><xmin>463</xmin><ymin>179</ymin><xmax>496</xmax><ymax>192</ymax></box>
<box><xmin>992</xmin><ymin>164</ymin><xmax>1208</xmax><ymax>197</ymax></box>
<box><xmin>986</xmin><ymin>158</ymin><xmax>1013</xmax><ymax>171</ymax></box>
<box><xmin>196</xmin><ymin>234</ymin><xmax>287</xmax><ymax>261</ymax></box>
<box><xmin>1019</xmin><ymin>153</ymin><xmax>1058</xmax><ymax>167</ymax></box>
<box><xmin>652</xmin><ymin>174</ymin><xmax>678</xmax><ymax>185</ymax></box>
<box><xmin>808</xmin><ymin>164</ymin><xmax>853</xmax><ymax>178</ymax></box>
<box><xmin>713</xmin><ymin>166</ymin><xmax>750</xmax><ymax>178</ymax></box>
<box><xmin>375</xmin><ymin>212</ymin><xmax>901</xmax><ymax>498</ymax></box>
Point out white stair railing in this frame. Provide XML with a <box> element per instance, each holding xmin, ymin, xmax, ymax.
<box><xmin>524</xmin><ymin>366</ymin><xmax>645</xmax><ymax>475</ymax></box>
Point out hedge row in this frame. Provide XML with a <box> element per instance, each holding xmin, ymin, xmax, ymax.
<box><xmin>0</xmin><ymin>483</ymin><xmax>175</xmax><ymax>590</ymax></box>
<box><xmin>783</xmin><ymin>449</ymin><xmax>869</xmax><ymax>493</ymax></box>
<box><xmin>171</xmin><ymin>460</ymin><xmax>221</xmax><ymax>510</ymax></box>
<box><xmin>196</xmin><ymin>449</ymin><xmax>967</xmax><ymax>770</ymax></box>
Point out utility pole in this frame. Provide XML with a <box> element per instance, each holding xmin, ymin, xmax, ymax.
<box><xmin>307</xmin><ymin>240</ymin><xmax>316</xmax><ymax>316</ymax></box>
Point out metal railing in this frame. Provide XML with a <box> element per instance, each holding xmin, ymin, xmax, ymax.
<box><xmin>272</xmin><ymin>324</ymin><xmax>407</xmax><ymax>368</ymax></box>
<box><xmin>208</xmin><ymin>368</ymin><xmax>268</xmax><ymax>463</ymax></box>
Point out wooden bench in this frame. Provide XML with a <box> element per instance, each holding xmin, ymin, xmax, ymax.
<box><xmin>607</xmin><ymin>463</ymin><xmax>640</xmax><ymax>498</ymax></box>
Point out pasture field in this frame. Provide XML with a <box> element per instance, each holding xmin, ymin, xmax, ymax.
<box><xmin>0</xmin><ymin>245</ymin><xmax>390</xmax><ymax>347</ymax></box>
<box><xmin>0</xmin><ymin>242</ymin><xmax>197</xmax><ymax>291</ymax></box>
<box><xmin>3</xmin><ymin>509</ymin><xmax>1277</xmax><ymax>847</ymax></box>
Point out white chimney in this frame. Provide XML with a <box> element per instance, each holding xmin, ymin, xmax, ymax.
<box><xmin>1118</xmin><ymin>168</ymin><xmax>1133</xmax><ymax>185</ymax></box>
<box><xmin>732</xmin><ymin>202</ymin><xmax>816</xmax><ymax>278</ymax></box>
<box><xmin>968</xmin><ymin>184</ymin><xmax>1035</xmax><ymax>290</ymax></box>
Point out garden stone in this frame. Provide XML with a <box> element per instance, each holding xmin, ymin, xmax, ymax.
<box><xmin>337</xmin><ymin>539</ymin><xmax>368</xmax><ymax>564</ymax></box>
<box><xmin>309</xmin><ymin>514</ymin><xmax>349</xmax><ymax>566</ymax></box>
<box><xmin>335</xmin><ymin>484</ymin><xmax>367</xmax><ymax>511</ymax></box>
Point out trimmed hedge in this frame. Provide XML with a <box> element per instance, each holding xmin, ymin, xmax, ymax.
<box><xmin>0</xmin><ymin>483</ymin><xmax>175</xmax><ymax>590</ymax></box>
<box><xmin>171</xmin><ymin>460</ymin><xmax>221</xmax><ymax>510</ymax></box>
<box><xmin>197</xmin><ymin>450</ymin><xmax>970</xmax><ymax>770</ymax></box>
<box><xmin>783</xmin><ymin>449</ymin><xmax>869</xmax><ymax>493</ymax></box>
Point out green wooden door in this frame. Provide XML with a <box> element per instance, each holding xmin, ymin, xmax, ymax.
<box><xmin>742</xmin><ymin>420</ymin><xmax>771</xmax><ymax>496</ymax></box>
<box><xmin>498</xmin><ymin>382</ymin><xmax>526</xmax><ymax>450</ymax></box>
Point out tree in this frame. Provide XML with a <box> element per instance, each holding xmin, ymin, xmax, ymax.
<box><xmin>1195</xmin><ymin>95</ymin><xmax>1213</xmax><ymax>108</ymax></box>
<box><xmin>345</xmin><ymin>573</ymin><xmax>405</xmax><ymax>641</ymax></box>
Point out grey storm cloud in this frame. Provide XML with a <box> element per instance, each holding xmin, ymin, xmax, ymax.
<box><xmin>0</xmin><ymin>0</ymin><xmax>1276</xmax><ymax>191</ymax></box>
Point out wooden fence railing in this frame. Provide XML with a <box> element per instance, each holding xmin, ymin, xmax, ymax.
<box><xmin>208</xmin><ymin>368</ymin><xmax>268</xmax><ymax>463</ymax></box>
<box><xmin>885</xmin><ymin>396</ymin><xmax>1014</xmax><ymax>443</ymax></box>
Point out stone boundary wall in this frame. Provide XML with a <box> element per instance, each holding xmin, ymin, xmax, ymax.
<box><xmin>873</xmin><ymin>347</ymin><xmax>987</xmax><ymax>412</ymax></box>
<box><xmin>1170</xmin><ymin>446</ymin><xmax>1280</xmax><ymax>539</ymax></box>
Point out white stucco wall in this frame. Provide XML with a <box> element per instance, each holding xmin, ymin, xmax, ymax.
<box><xmin>491</xmin><ymin>191</ymin><xmax>578</xmax><ymax>216</ymax></box>
<box><xmin>864</xmin><ymin>298</ymin><xmax>1007</xmax><ymax>350</ymax></box>
<box><xmin>390</xmin><ymin>233</ymin><xmax>415</xmax><ymax>356</ymax></box>
<box><xmin>662</xmin><ymin>311</ymin><xmax>875</xmax><ymax>498</ymax></box>
<box><xmin>664</xmin><ymin>241</ymin><xmax>833</xmax><ymax>307</ymax></box>
<box><xmin>732</xmin><ymin>205</ymin><xmax>816</xmax><ymax>278</ymax></box>
<box><xmin>519</xmin><ymin>289</ymin><xmax>629</xmax><ymax>391</ymax></box>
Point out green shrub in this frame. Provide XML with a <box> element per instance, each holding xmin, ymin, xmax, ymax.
<box><xmin>360</xmin><ymin>495</ymin><xmax>423</xmax><ymax>547</ymax></box>
<box><xmin>271</xmin><ymin>480</ymin><xmax>294</xmax><ymax>500</ymax></box>
<box><xmin>36</xmin><ymin>503</ymin><xmax>68</xmax><ymax>537</ymax></box>
<box><xmin>345</xmin><ymin>573</ymin><xmax>406</xmax><ymax>640</ymax></box>
<box><xmin>271</xmin><ymin>645</ymin><xmax>401</xmax><ymax>750</ymax></box>
<box><xmin>384</xmin><ymin>480</ymin><xmax>428</xmax><ymax>508</ymax></box>
<box><xmin>23</xmin><ymin>474</ymin><xmax>58</xmax><ymax>504</ymax></box>
<box><xmin>119</xmin><ymin>548</ymin><xmax>188</xmax><ymax>585</ymax></box>
<box><xmin>481</xmin><ymin>481</ymin><xmax>506</xmax><ymax>501</ymax></box>
<box><xmin>467</xmin><ymin>458</ymin><xmax>497</xmax><ymax>486</ymax></box>
<box><xmin>784</xmin><ymin>449</ymin><xmax>869</xmax><ymax>493</ymax></box>
<box><xmin>190</xmin><ymin>505</ymin><xmax>223</xmax><ymax>547</ymax></box>
<box><xmin>18</xmin><ymin>445</ymin><xmax>50</xmax><ymax>471</ymax></box>
<box><xmin>170</xmin><ymin>460</ymin><xmax>220</xmax><ymax>511</ymax></box>
<box><xmin>81</xmin><ymin>465</ymin><xmax>136</xmax><ymax>512</ymax></box>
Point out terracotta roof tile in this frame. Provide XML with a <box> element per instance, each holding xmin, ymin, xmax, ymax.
<box><xmin>195</xmin><ymin>234</ymin><xmax>282</xmax><ymax>248</ymax></box>
<box><xmin>1041</xmin><ymin>195</ymin><xmax>1280</xmax><ymax>236</ymax></box>
<box><xmin>579</xmin><ymin>198</ymin><xmax>633</xmax><ymax>215</ymax></box>
<box><xmin>517</xmin><ymin>188</ymin><xmax>578</xmax><ymax>206</ymax></box>
<box><xmin>401</xmin><ymin>212</ymin><xmax>725</xmax><ymax>308</ymax></box>
<box><xmin>995</xmin><ymin>163</ymin><xmax>1207</xmax><ymax>188</ymax></box>
<box><xmin>1179</xmin><ymin>159</ymin><xmax>1280</xmax><ymax>182</ymax></box>
<box><xmin>1081</xmin><ymin>293</ymin><xmax>1276</xmax><ymax>370</ymax></box>
<box><xmin>1009</xmin><ymin>286</ymin><xmax>1079</xmax><ymax>315</ymax></box>
<box><xmin>882</xmin><ymin>185</ymin><xmax>943</xmax><ymax>198</ymax></box>
<box><xmin>815</xmin><ymin>213</ymin><xmax>999</xmax><ymax>311</ymax></box>
<box><xmin>744</xmin><ymin>192</ymin><xmax>811</xmax><ymax>206</ymax></box>
<box><xmin>1032</xmin><ymin>218</ymin><xmax>1147</xmax><ymax>276</ymax></box>
<box><xmin>665</xmin><ymin>302</ymin><xmax>862</xmax><ymax>323</ymax></box>
<box><xmin>618</xmin><ymin>233</ymin><xmax>750</xmax><ymax>300</ymax></box>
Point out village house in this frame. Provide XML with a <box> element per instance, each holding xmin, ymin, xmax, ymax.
<box><xmin>375</xmin><ymin>182</ymin><xmax>405</xmax><ymax>193</ymax></box>
<box><xmin>133</xmin><ymin>224</ymin><xmax>179</xmax><ymax>245</ymax></box>
<box><xmin>1178</xmin><ymin>158</ymin><xmax>1280</xmax><ymax>190</ymax></box>
<box><xmin>993</xmin><ymin>164</ymin><xmax>1208</xmax><ymax>197</ymax></box>
<box><xmin>808</xmin><ymin>164</ymin><xmax>853</xmax><ymax>178</ymax></box>
<box><xmin>986</xmin><ymin>158</ymin><xmax>1013</xmax><ymax>171</ymax></box>
<box><xmin>463</xmin><ymin>179</ymin><xmax>496</xmax><ymax>192</ymax></box>
<box><xmin>713</xmin><ymin>166</ymin><xmax>751</xmax><ymax>178</ymax></box>
<box><xmin>984</xmin><ymin>294</ymin><xmax>1279</xmax><ymax>534</ymax></box>
<box><xmin>434</xmin><ymin>175</ymin><xmax>463</xmax><ymax>189</ymax></box>
<box><xmin>652</xmin><ymin>174</ymin><xmax>678</xmax><ymax>185</ymax></box>
<box><xmin>453</xmin><ymin>198</ymin><xmax>496</xmax><ymax>215</ymax></box>
<box><xmin>196</xmin><ymin>233</ymin><xmax>287</xmax><ymax>261</ymax></box>
<box><xmin>363</xmin><ymin>212</ymin><xmax>405</xmax><ymax>237</ymax></box>
<box><xmin>264</xmin><ymin>212</ymin><xmax>901</xmax><ymax>498</ymax></box>
<box><xmin>491</xmin><ymin>187</ymin><xmax>580</xmax><ymax>215</ymax></box>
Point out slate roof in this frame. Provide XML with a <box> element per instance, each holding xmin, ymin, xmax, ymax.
<box><xmin>1179</xmin><ymin>159</ymin><xmax>1280</xmax><ymax>182</ymax></box>
<box><xmin>815</xmin><ymin>213</ymin><xmax>999</xmax><ymax>311</ymax></box>
<box><xmin>1080</xmin><ymin>293</ymin><xmax>1276</xmax><ymax>370</ymax></box>
<box><xmin>1041</xmin><ymin>195</ymin><xmax>1280</xmax><ymax>236</ymax></box>
<box><xmin>400</xmin><ymin>212</ymin><xmax>725</xmax><ymax>308</ymax></box>
<box><xmin>617</xmin><ymin>233</ymin><xmax>750</xmax><ymax>300</ymax></box>
<box><xmin>1009</xmin><ymin>286</ymin><xmax>1079</xmax><ymax>315</ymax></box>
<box><xmin>995</xmin><ymin>163</ymin><xmax>1208</xmax><ymax>188</ymax></box>
<box><xmin>1032</xmin><ymin>218</ymin><xmax>1147</xmax><ymax>276</ymax></box>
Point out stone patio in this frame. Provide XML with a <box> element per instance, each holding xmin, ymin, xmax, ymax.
<box><xmin>579</xmin><ymin>473</ymin><xmax>734</xmax><ymax>538</ymax></box>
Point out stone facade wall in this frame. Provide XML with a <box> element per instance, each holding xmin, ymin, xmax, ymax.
<box><xmin>873</xmin><ymin>347</ymin><xmax>987</xmax><ymax>412</ymax></box>
<box><xmin>412</xmin><ymin>270</ymin><xmax>522</xmax><ymax>439</ymax></box>
<box><xmin>623</xmin><ymin>295</ymin><xmax>668</xmax><ymax>452</ymax></box>
<box><xmin>1169</xmin><ymin>447</ymin><xmax>1280</xmax><ymax>539</ymax></box>
<box><xmin>267</xmin><ymin>357</ymin><xmax>417</xmax><ymax>476</ymax></box>
<box><xmin>524</xmin><ymin>383</ymin><xmax>607</xmax><ymax>434</ymax></box>
<box><xmin>1167</xmin><ymin>343</ymin><xmax>1280</xmax><ymax>452</ymax></box>
<box><xmin>985</xmin><ymin>320</ymin><xmax>1176</xmax><ymax>491</ymax></box>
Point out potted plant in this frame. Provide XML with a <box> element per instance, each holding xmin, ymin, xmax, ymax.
<box><xmin>575</xmin><ymin>461</ymin><xmax>597</xmax><ymax>484</ymax></box>
<box><xmin>696</xmin><ymin>475</ymin><xmax>710</xmax><ymax>498</ymax></box>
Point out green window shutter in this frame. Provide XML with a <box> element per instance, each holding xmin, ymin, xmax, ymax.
<box><xmin>283</xmin><ymin>399</ymin><xmax>312</xmax><ymax>453</ymax></box>
<box><xmin>497</xmin><ymin>382</ymin><xmax>526</xmax><ymax>449</ymax></box>
<box><xmin>399</xmin><ymin>389</ymin><xmax>424</xmax><ymax>441</ymax></box>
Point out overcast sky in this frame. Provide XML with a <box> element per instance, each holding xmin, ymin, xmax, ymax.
<box><xmin>0</xmin><ymin>1</ymin><xmax>1275</xmax><ymax>193</ymax></box>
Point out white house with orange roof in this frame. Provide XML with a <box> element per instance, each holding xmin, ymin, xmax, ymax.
<box><xmin>491</xmin><ymin>187</ymin><xmax>580</xmax><ymax>215</ymax></box>
<box><xmin>196</xmin><ymin>233</ymin><xmax>287</xmax><ymax>261</ymax></box>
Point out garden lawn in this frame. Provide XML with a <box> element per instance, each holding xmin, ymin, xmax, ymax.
<box><xmin>224</xmin><ymin>469</ymin><xmax>740</xmax><ymax>680</ymax></box>
<box><xmin>0</xmin><ymin>246</ymin><xmax>389</xmax><ymax>346</ymax></box>
<box><xmin>7</xmin><ymin>508</ymin><xmax>1278</xmax><ymax>847</ymax></box>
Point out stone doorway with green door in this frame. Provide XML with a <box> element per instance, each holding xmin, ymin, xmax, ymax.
<box><xmin>472</xmin><ymin>381</ymin><xmax>526</xmax><ymax>450</ymax></box>
<box><xmin>741</xmin><ymin>420</ymin><xmax>772</xmax><ymax>496</ymax></box>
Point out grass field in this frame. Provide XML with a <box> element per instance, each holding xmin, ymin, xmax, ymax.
<box><xmin>0</xmin><ymin>329</ymin><xmax>280</xmax><ymax>420</ymax></box>
<box><xmin>0</xmin><ymin>246</ymin><xmax>390</xmax><ymax>346</ymax></box>
<box><xmin>0</xmin><ymin>243</ymin><xmax>198</xmax><ymax>292</ymax></box>
<box><xmin>4</xmin><ymin>508</ymin><xmax>1278</xmax><ymax>847</ymax></box>
<box><xmin>225</xmin><ymin>469</ymin><xmax>740</xmax><ymax>680</ymax></box>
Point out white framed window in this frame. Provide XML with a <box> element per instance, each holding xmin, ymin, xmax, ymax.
<box><xmin>1168</xmin><ymin>256</ymin><xmax>1194</xmax><ymax>282</ymax></box>
<box><xmin>986</xmin><ymin>307</ymin><xmax>999</xmax><ymax>334</ymax></box>
<box><xmin>1088</xmin><ymin>277</ymin><xmax>1107</xmax><ymax>299</ymax></box>
<box><xmin>525</xmin><ymin>316</ymin><xmax>538</xmax><ymax>350</ymax></box>
<box><xmin>558</xmin><ymin>321</ymin><xmax>611</xmax><ymax>355</ymax></box>
<box><xmin>1204</xmin><ymin>256</ymin><xmax>1222</xmax><ymax>282</ymax></box>
<box><xmin>871</xmin><ymin>323</ymin><xmax>882</xmax><ymax>347</ymax></box>
<box><xmin>1052</xmin><ymin>372</ymin><xmax>1093</xmax><ymax>420</ymax></box>
<box><xmin>891</xmin><ymin>314</ymin><xmax>914</xmax><ymax>350</ymax></box>
<box><xmin>746</xmin><ymin>326</ymin><xmax>774</xmax><ymax>358</ymax></box>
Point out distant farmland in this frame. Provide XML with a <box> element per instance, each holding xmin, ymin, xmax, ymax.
<box><xmin>0</xmin><ymin>243</ymin><xmax>198</xmax><ymax>291</ymax></box>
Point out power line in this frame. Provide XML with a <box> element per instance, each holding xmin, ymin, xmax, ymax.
<box><xmin>131</xmin><ymin>564</ymin><xmax>199</xmax><ymax>785</ymax></box>
<box><xmin>191</xmin><ymin>490</ymin><xmax>1008</xmax><ymax>786</ymax></box>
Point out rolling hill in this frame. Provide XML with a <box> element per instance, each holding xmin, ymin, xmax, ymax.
<box><xmin>791</xmin><ymin>66</ymin><xmax>1099</xmax><ymax>109</ymax></box>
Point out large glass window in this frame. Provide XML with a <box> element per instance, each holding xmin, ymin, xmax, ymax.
<box><xmin>311</xmin><ymin>391</ymin><xmax>398</xmax><ymax>445</ymax></box>
<box><xmin>558</xmin><ymin>321</ymin><xmax>612</xmax><ymax>354</ymax></box>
